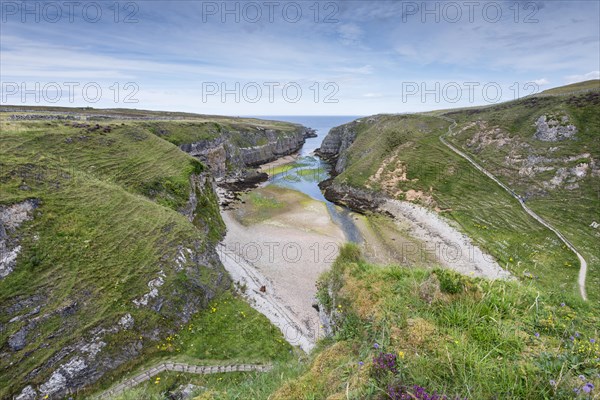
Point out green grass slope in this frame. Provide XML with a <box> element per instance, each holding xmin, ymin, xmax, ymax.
<box><xmin>142</xmin><ymin>119</ymin><xmax>300</xmax><ymax>148</ymax></box>
<box><xmin>95</xmin><ymin>292</ymin><xmax>294</xmax><ymax>399</ymax></box>
<box><xmin>539</xmin><ymin>80</ymin><xmax>600</xmax><ymax>95</ymax></box>
<box><xmin>0</xmin><ymin>112</ymin><xmax>295</xmax><ymax>399</ymax></box>
<box><xmin>2</xmin><ymin>105</ymin><xmax>303</xmax><ymax>148</ymax></box>
<box><xmin>329</xmin><ymin>114</ymin><xmax>580</xmax><ymax>301</ymax></box>
<box><xmin>443</xmin><ymin>86</ymin><xmax>600</xmax><ymax>304</ymax></box>
<box><xmin>326</xmin><ymin>85</ymin><xmax>599</xmax><ymax>304</ymax></box>
<box><xmin>266</xmin><ymin>245</ymin><xmax>599</xmax><ymax>399</ymax></box>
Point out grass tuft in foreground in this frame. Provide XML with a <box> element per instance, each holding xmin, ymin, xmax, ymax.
<box><xmin>269</xmin><ymin>244</ymin><xmax>599</xmax><ymax>399</ymax></box>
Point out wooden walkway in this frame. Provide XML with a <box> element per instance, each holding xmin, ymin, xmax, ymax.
<box><xmin>96</xmin><ymin>362</ymin><xmax>272</xmax><ymax>399</ymax></box>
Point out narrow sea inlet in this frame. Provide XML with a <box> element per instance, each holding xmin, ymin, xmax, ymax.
<box><xmin>217</xmin><ymin>116</ymin><xmax>362</xmax><ymax>350</ymax></box>
<box><xmin>258</xmin><ymin>116</ymin><xmax>363</xmax><ymax>243</ymax></box>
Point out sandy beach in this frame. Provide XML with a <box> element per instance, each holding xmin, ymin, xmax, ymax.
<box><xmin>218</xmin><ymin>187</ymin><xmax>345</xmax><ymax>352</ymax></box>
<box><xmin>381</xmin><ymin>199</ymin><xmax>511</xmax><ymax>279</ymax></box>
<box><xmin>258</xmin><ymin>154</ymin><xmax>300</xmax><ymax>175</ymax></box>
<box><xmin>216</xmin><ymin>168</ymin><xmax>510</xmax><ymax>354</ymax></box>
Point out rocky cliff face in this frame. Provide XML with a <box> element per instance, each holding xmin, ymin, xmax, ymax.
<box><xmin>316</xmin><ymin>120</ymin><xmax>361</xmax><ymax>174</ymax></box>
<box><xmin>180</xmin><ymin>137</ymin><xmax>231</xmax><ymax>178</ymax></box>
<box><xmin>318</xmin><ymin>179</ymin><xmax>384</xmax><ymax>213</ymax></box>
<box><xmin>180</xmin><ymin>126</ymin><xmax>313</xmax><ymax>179</ymax></box>
<box><xmin>239</xmin><ymin>129</ymin><xmax>303</xmax><ymax>166</ymax></box>
<box><xmin>7</xmin><ymin>175</ymin><xmax>229</xmax><ymax>400</ymax></box>
<box><xmin>12</xmin><ymin>241</ymin><xmax>228</xmax><ymax>400</ymax></box>
<box><xmin>316</xmin><ymin>118</ymin><xmax>388</xmax><ymax>210</ymax></box>
<box><xmin>1</xmin><ymin>111</ymin><xmax>312</xmax><ymax>399</ymax></box>
<box><xmin>534</xmin><ymin>114</ymin><xmax>578</xmax><ymax>142</ymax></box>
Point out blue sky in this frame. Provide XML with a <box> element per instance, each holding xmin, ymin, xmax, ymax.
<box><xmin>1</xmin><ymin>0</ymin><xmax>599</xmax><ymax>115</ymax></box>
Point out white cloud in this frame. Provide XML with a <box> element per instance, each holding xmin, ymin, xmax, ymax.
<box><xmin>1</xmin><ymin>1</ymin><xmax>598</xmax><ymax>115</ymax></box>
<box><xmin>565</xmin><ymin>71</ymin><xmax>600</xmax><ymax>84</ymax></box>
<box><xmin>533</xmin><ymin>78</ymin><xmax>550</xmax><ymax>86</ymax></box>
<box><xmin>335</xmin><ymin>65</ymin><xmax>374</xmax><ymax>75</ymax></box>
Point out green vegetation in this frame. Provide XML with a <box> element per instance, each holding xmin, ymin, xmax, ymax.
<box><xmin>263</xmin><ymin>163</ymin><xmax>297</xmax><ymax>176</ymax></box>
<box><xmin>330</xmin><ymin>86</ymin><xmax>600</xmax><ymax>304</ymax></box>
<box><xmin>267</xmin><ymin>245</ymin><xmax>599</xmax><ymax>399</ymax></box>
<box><xmin>142</xmin><ymin>118</ymin><xmax>300</xmax><ymax>147</ymax></box>
<box><xmin>3</xmin><ymin>85</ymin><xmax>598</xmax><ymax>398</ymax></box>
<box><xmin>334</xmin><ymin>115</ymin><xmax>448</xmax><ymax>189</ymax></box>
<box><xmin>0</xmin><ymin>110</ymin><xmax>301</xmax><ymax>399</ymax></box>
<box><xmin>143</xmin><ymin>121</ymin><xmax>221</xmax><ymax>145</ymax></box>
<box><xmin>357</xmin><ymin>213</ymin><xmax>437</xmax><ymax>266</ymax></box>
<box><xmin>173</xmin><ymin>292</ymin><xmax>291</xmax><ymax>362</ymax></box>
<box><xmin>233</xmin><ymin>186</ymin><xmax>316</xmax><ymax>226</ymax></box>
<box><xmin>96</xmin><ymin>292</ymin><xmax>294</xmax><ymax>398</ymax></box>
<box><xmin>113</xmin><ymin>361</ymin><xmax>309</xmax><ymax>400</ymax></box>
<box><xmin>0</xmin><ymin>117</ymin><xmax>223</xmax><ymax>398</ymax></box>
<box><xmin>295</xmin><ymin>167</ymin><xmax>328</xmax><ymax>183</ymax></box>
<box><xmin>539</xmin><ymin>79</ymin><xmax>600</xmax><ymax>95</ymax></box>
<box><xmin>444</xmin><ymin>87</ymin><xmax>600</xmax><ymax>303</ymax></box>
<box><xmin>333</xmin><ymin>114</ymin><xmax>580</xmax><ymax>299</ymax></box>
<box><xmin>263</xmin><ymin>160</ymin><xmax>311</xmax><ymax>177</ymax></box>
<box><xmin>133</xmin><ymin>246</ymin><xmax>597</xmax><ymax>399</ymax></box>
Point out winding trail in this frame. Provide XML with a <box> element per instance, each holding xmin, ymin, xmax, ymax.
<box><xmin>436</xmin><ymin>116</ymin><xmax>588</xmax><ymax>300</ymax></box>
<box><xmin>96</xmin><ymin>362</ymin><xmax>272</xmax><ymax>399</ymax></box>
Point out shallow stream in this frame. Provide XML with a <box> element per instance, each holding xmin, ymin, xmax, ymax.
<box><xmin>258</xmin><ymin>116</ymin><xmax>363</xmax><ymax>243</ymax></box>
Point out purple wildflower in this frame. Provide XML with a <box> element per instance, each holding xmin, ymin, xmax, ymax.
<box><xmin>560</xmin><ymin>302</ymin><xmax>565</xmax><ymax>307</ymax></box>
<box><xmin>570</xmin><ymin>336</ymin><xmax>575</xmax><ymax>341</ymax></box>
<box><xmin>358</xmin><ymin>361</ymin><xmax>364</xmax><ymax>367</ymax></box>
<box><xmin>591</xmin><ymin>338</ymin><xmax>596</xmax><ymax>343</ymax></box>
<box><xmin>583</xmin><ymin>383</ymin><xmax>594</xmax><ymax>393</ymax></box>
<box><xmin>579</xmin><ymin>374</ymin><xmax>586</xmax><ymax>381</ymax></box>
<box><xmin>386</xmin><ymin>383</ymin><xmax>464</xmax><ymax>400</ymax></box>
<box><xmin>374</xmin><ymin>343</ymin><xmax>380</xmax><ymax>349</ymax></box>
<box><xmin>549</xmin><ymin>380</ymin><xmax>556</xmax><ymax>386</ymax></box>
<box><xmin>575</xmin><ymin>331</ymin><xmax>581</xmax><ymax>337</ymax></box>
<box><xmin>372</xmin><ymin>352</ymin><xmax>398</xmax><ymax>375</ymax></box>
<box><xmin>534</xmin><ymin>332</ymin><xmax>540</xmax><ymax>338</ymax></box>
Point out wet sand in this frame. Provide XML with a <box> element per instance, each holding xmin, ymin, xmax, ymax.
<box><xmin>258</xmin><ymin>154</ymin><xmax>300</xmax><ymax>175</ymax></box>
<box><xmin>218</xmin><ymin>187</ymin><xmax>345</xmax><ymax>351</ymax></box>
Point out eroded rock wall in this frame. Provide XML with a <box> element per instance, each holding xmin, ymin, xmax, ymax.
<box><xmin>180</xmin><ymin>127</ymin><xmax>312</xmax><ymax>179</ymax></box>
<box><xmin>316</xmin><ymin>121</ymin><xmax>360</xmax><ymax>174</ymax></box>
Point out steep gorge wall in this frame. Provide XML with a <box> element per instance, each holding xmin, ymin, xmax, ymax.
<box><xmin>0</xmin><ymin>117</ymin><xmax>234</xmax><ymax>399</ymax></box>
<box><xmin>180</xmin><ymin>126</ymin><xmax>314</xmax><ymax>179</ymax></box>
<box><xmin>316</xmin><ymin>119</ymin><xmax>378</xmax><ymax>210</ymax></box>
<box><xmin>316</xmin><ymin>120</ymin><xmax>360</xmax><ymax>174</ymax></box>
<box><xmin>7</xmin><ymin>173</ymin><xmax>230</xmax><ymax>400</ymax></box>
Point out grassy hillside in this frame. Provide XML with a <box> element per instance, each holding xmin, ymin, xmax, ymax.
<box><xmin>267</xmin><ymin>245</ymin><xmax>599</xmax><ymax>399</ymax></box>
<box><xmin>539</xmin><ymin>80</ymin><xmax>600</xmax><ymax>95</ymax></box>
<box><xmin>117</xmin><ymin>246</ymin><xmax>598</xmax><ymax>399</ymax></box>
<box><xmin>142</xmin><ymin>119</ymin><xmax>301</xmax><ymax>148</ymax></box>
<box><xmin>325</xmin><ymin>85</ymin><xmax>599</xmax><ymax>304</ymax></box>
<box><xmin>113</xmin><ymin>360</ymin><xmax>307</xmax><ymax>400</ymax></box>
<box><xmin>442</xmin><ymin>87</ymin><xmax>600</xmax><ymax>304</ymax></box>
<box><xmin>93</xmin><ymin>292</ymin><xmax>294</xmax><ymax>399</ymax></box>
<box><xmin>0</xmin><ymin>111</ymin><xmax>296</xmax><ymax>398</ymax></box>
<box><xmin>2</xmin><ymin>105</ymin><xmax>303</xmax><ymax>148</ymax></box>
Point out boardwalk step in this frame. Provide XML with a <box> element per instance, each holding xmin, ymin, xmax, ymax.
<box><xmin>95</xmin><ymin>362</ymin><xmax>273</xmax><ymax>399</ymax></box>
